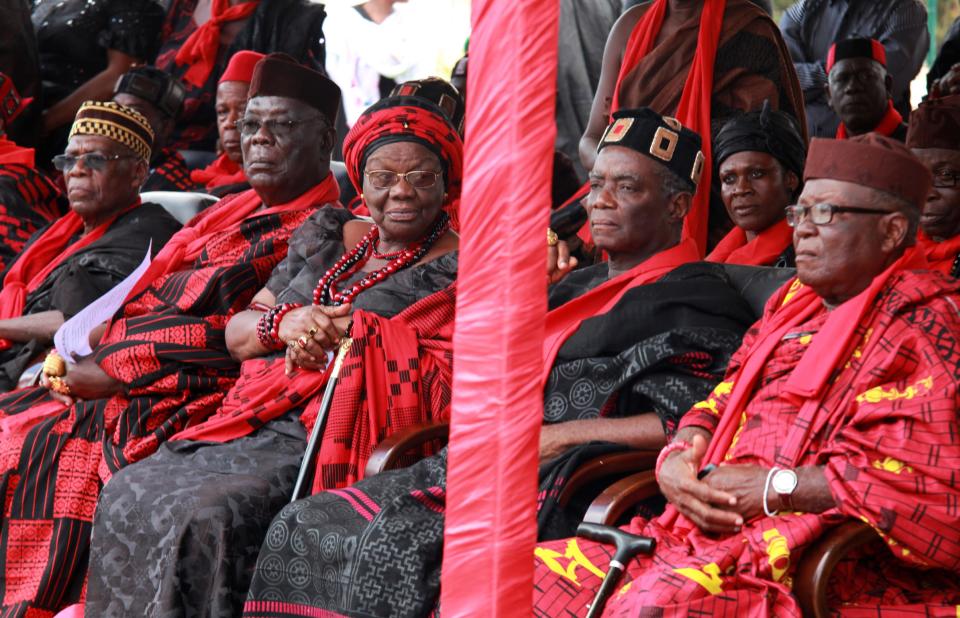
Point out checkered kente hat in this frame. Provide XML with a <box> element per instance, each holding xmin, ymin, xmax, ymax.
<box><xmin>69</xmin><ymin>101</ymin><xmax>154</xmax><ymax>161</ymax></box>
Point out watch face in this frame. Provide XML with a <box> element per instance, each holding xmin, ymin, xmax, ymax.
<box><xmin>772</xmin><ymin>469</ymin><xmax>798</xmax><ymax>494</ymax></box>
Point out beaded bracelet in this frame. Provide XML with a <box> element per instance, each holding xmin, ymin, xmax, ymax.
<box><xmin>654</xmin><ymin>440</ymin><xmax>693</xmax><ymax>482</ymax></box>
<box><xmin>256</xmin><ymin>302</ymin><xmax>302</xmax><ymax>349</ymax></box>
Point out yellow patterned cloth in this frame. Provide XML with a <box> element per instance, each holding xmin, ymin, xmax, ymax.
<box><xmin>69</xmin><ymin>100</ymin><xmax>154</xmax><ymax>161</ymax></box>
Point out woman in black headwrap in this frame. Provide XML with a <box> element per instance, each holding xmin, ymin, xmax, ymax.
<box><xmin>707</xmin><ymin>102</ymin><xmax>807</xmax><ymax>266</ymax></box>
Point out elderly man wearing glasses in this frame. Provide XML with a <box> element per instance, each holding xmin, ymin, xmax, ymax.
<box><xmin>907</xmin><ymin>95</ymin><xmax>960</xmax><ymax>276</ymax></box>
<box><xmin>0</xmin><ymin>100</ymin><xmax>180</xmax><ymax>392</ymax></box>
<box><xmin>532</xmin><ymin>132</ymin><xmax>960</xmax><ymax>616</ymax></box>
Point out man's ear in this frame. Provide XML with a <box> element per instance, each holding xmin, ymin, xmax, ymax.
<box><xmin>669</xmin><ymin>190</ymin><xmax>693</xmax><ymax>222</ymax></box>
<box><xmin>880</xmin><ymin>211</ymin><xmax>911</xmax><ymax>253</ymax></box>
<box><xmin>132</xmin><ymin>158</ymin><xmax>149</xmax><ymax>191</ymax></box>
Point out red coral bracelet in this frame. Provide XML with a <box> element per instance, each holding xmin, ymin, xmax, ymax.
<box><xmin>654</xmin><ymin>440</ymin><xmax>692</xmax><ymax>482</ymax></box>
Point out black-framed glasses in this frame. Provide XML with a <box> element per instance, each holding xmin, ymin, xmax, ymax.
<box><xmin>236</xmin><ymin>116</ymin><xmax>325</xmax><ymax>138</ymax></box>
<box><xmin>364</xmin><ymin>170</ymin><xmax>442</xmax><ymax>190</ymax></box>
<box><xmin>785</xmin><ymin>202</ymin><xmax>896</xmax><ymax>227</ymax></box>
<box><xmin>933</xmin><ymin>170</ymin><xmax>960</xmax><ymax>189</ymax></box>
<box><xmin>52</xmin><ymin>153</ymin><xmax>137</xmax><ymax>172</ymax></box>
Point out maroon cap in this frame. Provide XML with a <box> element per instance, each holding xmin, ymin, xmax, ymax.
<box><xmin>906</xmin><ymin>95</ymin><xmax>960</xmax><ymax>151</ymax></box>
<box><xmin>804</xmin><ymin>134</ymin><xmax>932</xmax><ymax>209</ymax></box>
<box><xmin>249</xmin><ymin>53</ymin><xmax>341</xmax><ymax>124</ymax></box>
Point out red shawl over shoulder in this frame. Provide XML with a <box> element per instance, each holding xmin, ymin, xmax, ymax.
<box><xmin>706</xmin><ymin>219</ymin><xmax>793</xmax><ymax>266</ymax></box>
<box><xmin>918</xmin><ymin>231</ymin><xmax>960</xmax><ymax>276</ymax></box>
<box><xmin>542</xmin><ymin>238</ymin><xmax>700</xmax><ymax>376</ymax></box>
<box><xmin>190</xmin><ymin>153</ymin><xmax>245</xmax><ymax>191</ymax></box>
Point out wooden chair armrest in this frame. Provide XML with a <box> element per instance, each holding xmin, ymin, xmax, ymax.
<box><xmin>582</xmin><ymin>469</ymin><xmax>659</xmax><ymax>526</ymax></box>
<box><xmin>364</xmin><ymin>421</ymin><xmax>450</xmax><ymax>477</ymax></box>
<box><xmin>557</xmin><ymin>449</ymin><xmax>659</xmax><ymax>508</ymax></box>
<box><xmin>793</xmin><ymin>520</ymin><xmax>877</xmax><ymax>618</ymax></box>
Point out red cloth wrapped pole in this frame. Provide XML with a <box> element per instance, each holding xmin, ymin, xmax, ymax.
<box><xmin>439</xmin><ymin>0</ymin><xmax>559</xmax><ymax>614</ymax></box>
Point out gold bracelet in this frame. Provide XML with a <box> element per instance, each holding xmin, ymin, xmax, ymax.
<box><xmin>47</xmin><ymin>375</ymin><xmax>72</xmax><ymax>396</ymax></box>
<box><xmin>42</xmin><ymin>351</ymin><xmax>66</xmax><ymax>378</ymax></box>
<box><xmin>547</xmin><ymin>228</ymin><xmax>559</xmax><ymax>247</ymax></box>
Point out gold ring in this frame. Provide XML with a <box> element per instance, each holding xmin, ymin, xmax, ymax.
<box><xmin>297</xmin><ymin>335</ymin><xmax>309</xmax><ymax>349</ymax></box>
<box><xmin>307</xmin><ymin>326</ymin><xmax>318</xmax><ymax>337</ymax></box>
<box><xmin>547</xmin><ymin>228</ymin><xmax>559</xmax><ymax>247</ymax></box>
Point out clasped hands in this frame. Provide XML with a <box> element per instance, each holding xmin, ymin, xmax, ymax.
<box><xmin>657</xmin><ymin>433</ymin><xmax>770</xmax><ymax>535</ymax></box>
<box><xmin>278</xmin><ymin>303</ymin><xmax>352</xmax><ymax>375</ymax></box>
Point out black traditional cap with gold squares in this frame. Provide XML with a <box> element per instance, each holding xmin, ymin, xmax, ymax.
<box><xmin>68</xmin><ymin>101</ymin><xmax>154</xmax><ymax>162</ymax></box>
<box><xmin>598</xmin><ymin>107</ymin><xmax>705</xmax><ymax>192</ymax></box>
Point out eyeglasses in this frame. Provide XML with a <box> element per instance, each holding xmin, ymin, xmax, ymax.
<box><xmin>785</xmin><ymin>202</ymin><xmax>896</xmax><ymax>227</ymax></box>
<box><xmin>52</xmin><ymin>153</ymin><xmax>137</xmax><ymax>172</ymax></box>
<box><xmin>933</xmin><ymin>170</ymin><xmax>960</xmax><ymax>189</ymax></box>
<box><xmin>236</xmin><ymin>116</ymin><xmax>324</xmax><ymax>138</ymax></box>
<box><xmin>363</xmin><ymin>170</ymin><xmax>442</xmax><ymax>190</ymax></box>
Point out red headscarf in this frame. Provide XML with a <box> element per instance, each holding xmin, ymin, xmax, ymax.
<box><xmin>342</xmin><ymin>96</ymin><xmax>463</xmax><ymax>227</ymax></box>
<box><xmin>174</xmin><ymin>0</ymin><xmax>261</xmax><ymax>87</ymax></box>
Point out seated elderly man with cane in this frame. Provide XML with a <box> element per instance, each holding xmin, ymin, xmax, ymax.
<box><xmin>533</xmin><ymin>133</ymin><xmax>960</xmax><ymax>616</ymax></box>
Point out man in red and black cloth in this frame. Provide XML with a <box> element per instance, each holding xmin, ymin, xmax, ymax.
<box><xmin>0</xmin><ymin>73</ymin><xmax>67</xmax><ymax>273</ymax></box>
<box><xmin>532</xmin><ymin>133</ymin><xmax>960</xmax><ymax>615</ymax></box>
<box><xmin>908</xmin><ymin>95</ymin><xmax>960</xmax><ymax>277</ymax></box>
<box><xmin>112</xmin><ymin>66</ymin><xmax>194</xmax><ymax>192</ymax></box>
<box><xmin>826</xmin><ymin>37</ymin><xmax>908</xmax><ymax>141</ymax></box>
<box><xmin>0</xmin><ymin>54</ymin><xmax>342</xmax><ymax>618</ymax></box>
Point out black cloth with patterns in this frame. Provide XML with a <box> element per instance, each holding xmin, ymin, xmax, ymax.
<box><xmin>0</xmin><ymin>163</ymin><xmax>67</xmax><ymax>275</ymax></box>
<box><xmin>240</xmin><ymin>262</ymin><xmax>756</xmax><ymax>618</ymax></box>
<box><xmin>0</xmin><ymin>203</ymin><xmax>180</xmax><ymax>392</ymax></box>
<box><xmin>143</xmin><ymin>147</ymin><xmax>194</xmax><ymax>192</ymax></box>
<box><xmin>84</xmin><ymin>207</ymin><xmax>457</xmax><ymax>618</ymax></box>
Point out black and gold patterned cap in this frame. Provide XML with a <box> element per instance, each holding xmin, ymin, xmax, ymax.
<box><xmin>68</xmin><ymin>101</ymin><xmax>154</xmax><ymax>162</ymax></box>
<box><xmin>598</xmin><ymin>107</ymin><xmax>705</xmax><ymax>191</ymax></box>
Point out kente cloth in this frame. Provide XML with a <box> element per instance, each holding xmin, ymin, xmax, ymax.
<box><xmin>613</xmin><ymin>0</ymin><xmax>807</xmax><ymax>254</ymax></box>
<box><xmin>155</xmin><ymin>0</ymin><xmax>327</xmax><ymax>151</ymax></box>
<box><xmin>142</xmin><ymin>147</ymin><xmax>194</xmax><ymax>192</ymax></box>
<box><xmin>174</xmin><ymin>0</ymin><xmax>261</xmax><ymax>88</ymax></box>
<box><xmin>84</xmin><ymin>232</ymin><xmax>458</xmax><ymax>617</ymax></box>
<box><xmin>239</xmin><ymin>263</ymin><xmax>759</xmax><ymax>618</ymax></box>
<box><xmin>836</xmin><ymin>100</ymin><xmax>907</xmax><ymax>141</ymax></box>
<box><xmin>0</xmin><ymin>205</ymin><xmax>181</xmax><ymax>616</ymax></box>
<box><xmin>342</xmin><ymin>97</ymin><xmax>463</xmax><ymax>227</ymax></box>
<box><xmin>0</xmin><ymin>200</ymin><xmax>142</xmax><ymax>351</ymax></box>
<box><xmin>706</xmin><ymin>219</ymin><xmax>794</xmax><ymax>266</ymax></box>
<box><xmin>918</xmin><ymin>232</ymin><xmax>960</xmax><ymax>278</ymax></box>
<box><xmin>0</xmin><ymin>185</ymin><xmax>326</xmax><ymax>617</ymax></box>
<box><xmin>190</xmin><ymin>152</ymin><xmax>245</xmax><ymax>191</ymax></box>
<box><xmin>173</xmin><ymin>274</ymin><xmax>458</xmax><ymax>494</ymax></box>
<box><xmin>0</xmin><ymin>157</ymin><xmax>66</xmax><ymax>274</ymax></box>
<box><xmin>532</xmin><ymin>252</ymin><xmax>960</xmax><ymax>617</ymax></box>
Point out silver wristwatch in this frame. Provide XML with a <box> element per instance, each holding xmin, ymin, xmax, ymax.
<box><xmin>771</xmin><ymin>468</ymin><xmax>798</xmax><ymax>511</ymax></box>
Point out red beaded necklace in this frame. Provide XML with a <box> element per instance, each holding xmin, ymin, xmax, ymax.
<box><xmin>313</xmin><ymin>213</ymin><xmax>449</xmax><ymax>306</ymax></box>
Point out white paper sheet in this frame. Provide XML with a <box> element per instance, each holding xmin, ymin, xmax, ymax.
<box><xmin>54</xmin><ymin>241</ymin><xmax>152</xmax><ymax>362</ymax></box>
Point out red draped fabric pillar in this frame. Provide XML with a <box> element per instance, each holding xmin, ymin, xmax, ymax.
<box><xmin>439</xmin><ymin>0</ymin><xmax>559</xmax><ymax>614</ymax></box>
